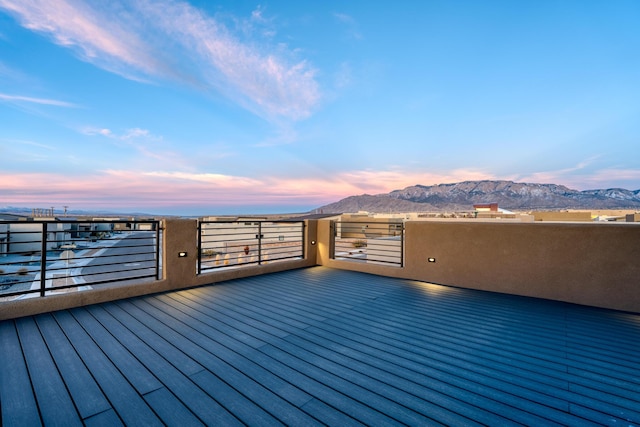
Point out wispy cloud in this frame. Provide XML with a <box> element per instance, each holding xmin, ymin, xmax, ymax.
<box><xmin>238</xmin><ymin>5</ymin><xmax>277</xmax><ymax>39</ymax></box>
<box><xmin>584</xmin><ymin>169</ymin><xmax>640</xmax><ymax>189</ymax></box>
<box><xmin>513</xmin><ymin>157</ymin><xmax>640</xmax><ymax>190</ymax></box>
<box><xmin>82</xmin><ymin>127</ymin><xmax>161</xmax><ymax>141</ymax></box>
<box><xmin>0</xmin><ymin>0</ymin><xmax>160</xmax><ymax>81</ymax></box>
<box><xmin>80</xmin><ymin>126</ymin><xmax>180</xmax><ymax>165</ymax></box>
<box><xmin>514</xmin><ymin>158</ymin><xmax>597</xmax><ymax>189</ymax></box>
<box><xmin>0</xmin><ymin>138</ymin><xmax>56</xmax><ymax>150</ymax></box>
<box><xmin>0</xmin><ymin>0</ymin><xmax>320</xmax><ymax>120</ymax></box>
<box><xmin>81</xmin><ymin>127</ymin><xmax>113</xmax><ymax>137</ymax></box>
<box><xmin>0</xmin><ymin>138</ymin><xmax>57</xmax><ymax>163</ymax></box>
<box><xmin>0</xmin><ymin>92</ymin><xmax>77</xmax><ymax>107</ymax></box>
<box><xmin>121</xmin><ymin>128</ymin><xmax>153</xmax><ymax>140</ymax></box>
<box><xmin>333</xmin><ymin>12</ymin><xmax>363</xmax><ymax>40</ymax></box>
<box><xmin>137</xmin><ymin>0</ymin><xmax>320</xmax><ymax>119</ymax></box>
<box><xmin>312</xmin><ymin>169</ymin><xmax>498</xmax><ymax>196</ymax></box>
<box><xmin>144</xmin><ymin>171</ymin><xmax>262</xmax><ymax>188</ymax></box>
<box><xmin>253</xmin><ymin>125</ymin><xmax>299</xmax><ymax>147</ymax></box>
<box><xmin>333</xmin><ymin>62</ymin><xmax>353</xmax><ymax>89</ymax></box>
<box><xmin>529</xmin><ymin>168</ymin><xmax>640</xmax><ymax>191</ymax></box>
<box><xmin>0</xmin><ymin>61</ymin><xmax>26</xmax><ymax>80</ymax></box>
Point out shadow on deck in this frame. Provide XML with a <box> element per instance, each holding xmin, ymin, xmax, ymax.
<box><xmin>1</xmin><ymin>266</ymin><xmax>639</xmax><ymax>426</ymax></box>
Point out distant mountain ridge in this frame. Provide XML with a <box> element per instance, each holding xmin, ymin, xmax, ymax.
<box><xmin>317</xmin><ymin>180</ymin><xmax>640</xmax><ymax>213</ymax></box>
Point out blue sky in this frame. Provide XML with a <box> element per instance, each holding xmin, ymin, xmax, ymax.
<box><xmin>1</xmin><ymin>0</ymin><xmax>639</xmax><ymax>215</ymax></box>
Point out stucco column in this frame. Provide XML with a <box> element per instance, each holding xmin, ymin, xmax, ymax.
<box><xmin>163</xmin><ymin>218</ymin><xmax>198</xmax><ymax>289</ymax></box>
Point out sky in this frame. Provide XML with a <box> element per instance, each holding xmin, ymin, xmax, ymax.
<box><xmin>1</xmin><ymin>0</ymin><xmax>639</xmax><ymax>216</ymax></box>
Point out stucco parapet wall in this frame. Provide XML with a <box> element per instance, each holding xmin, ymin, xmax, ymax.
<box><xmin>316</xmin><ymin>219</ymin><xmax>640</xmax><ymax>313</ymax></box>
<box><xmin>409</xmin><ymin>221</ymin><xmax>640</xmax><ymax>313</ymax></box>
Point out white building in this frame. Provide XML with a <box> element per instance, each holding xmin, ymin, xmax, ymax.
<box><xmin>6</xmin><ymin>222</ymin><xmax>72</xmax><ymax>254</ymax></box>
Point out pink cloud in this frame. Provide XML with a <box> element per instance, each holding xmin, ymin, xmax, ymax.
<box><xmin>0</xmin><ymin>168</ymin><xmax>499</xmax><ymax>211</ymax></box>
<box><xmin>0</xmin><ymin>0</ymin><xmax>158</xmax><ymax>80</ymax></box>
<box><xmin>3</xmin><ymin>166</ymin><xmax>634</xmax><ymax>214</ymax></box>
<box><xmin>0</xmin><ymin>170</ymin><xmax>323</xmax><ymax>210</ymax></box>
<box><xmin>515</xmin><ymin>158</ymin><xmax>640</xmax><ymax>190</ymax></box>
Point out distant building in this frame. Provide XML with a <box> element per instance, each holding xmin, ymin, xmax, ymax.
<box><xmin>533</xmin><ymin>211</ymin><xmax>592</xmax><ymax>222</ymax></box>
<box><xmin>0</xmin><ymin>213</ymin><xmax>29</xmax><ymax>221</ymax></box>
<box><xmin>5</xmin><ymin>222</ymin><xmax>72</xmax><ymax>254</ymax></box>
<box><xmin>473</xmin><ymin>203</ymin><xmax>499</xmax><ymax>212</ymax></box>
<box><xmin>626</xmin><ymin>213</ymin><xmax>640</xmax><ymax>222</ymax></box>
<box><xmin>337</xmin><ymin>214</ymin><xmax>403</xmax><ymax>239</ymax></box>
<box><xmin>473</xmin><ymin>203</ymin><xmax>516</xmax><ymax>219</ymax></box>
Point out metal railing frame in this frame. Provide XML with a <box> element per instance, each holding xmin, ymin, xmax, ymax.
<box><xmin>198</xmin><ymin>220</ymin><xmax>305</xmax><ymax>274</ymax></box>
<box><xmin>0</xmin><ymin>220</ymin><xmax>161</xmax><ymax>299</ymax></box>
<box><xmin>330</xmin><ymin>220</ymin><xmax>404</xmax><ymax>267</ymax></box>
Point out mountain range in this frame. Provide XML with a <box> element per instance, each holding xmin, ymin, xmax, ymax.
<box><xmin>317</xmin><ymin>180</ymin><xmax>640</xmax><ymax>213</ymax></box>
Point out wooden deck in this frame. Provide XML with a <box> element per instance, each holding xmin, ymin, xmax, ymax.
<box><xmin>1</xmin><ymin>266</ymin><xmax>639</xmax><ymax>426</ymax></box>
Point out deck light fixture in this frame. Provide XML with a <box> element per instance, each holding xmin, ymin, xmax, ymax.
<box><xmin>427</xmin><ymin>257</ymin><xmax>436</xmax><ymax>263</ymax></box>
<box><xmin>178</xmin><ymin>251</ymin><xmax>188</xmax><ymax>257</ymax></box>
<box><xmin>311</xmin><ymin>240</ymin><xmax>316</xmax><ymax>245</ymax></box>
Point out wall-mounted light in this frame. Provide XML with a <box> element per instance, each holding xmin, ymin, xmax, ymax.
<box><xmin>427</xmin><ymin>257</ymin><xmax>436</xmax><ymax>263</ymax></box>
<box><xmin>178</xmin><ymin>251</ymin><xmax>188</xmax><ymax>257</ymax></box>
<box><xmin>311</xmin><ymin>240</ymin><xmax>316</xmax><ymax>245</ymax></box>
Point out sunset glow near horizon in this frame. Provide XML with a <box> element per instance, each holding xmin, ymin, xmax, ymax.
<box><xmin>1</xmin><ymin>1</ymin><xmax>639</xmax><ymax>216</ymax></box>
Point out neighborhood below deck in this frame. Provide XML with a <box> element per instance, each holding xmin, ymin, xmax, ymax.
<box><xmin>1</xmin><ymin>267</ymin><xmax>639</xmax><ymax>426</ymax></box>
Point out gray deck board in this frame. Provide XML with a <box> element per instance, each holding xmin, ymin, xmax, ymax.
<box><xmin>83</xmin><ymin>409</ymin><xmax>124</xmax><ymax>427</ymax></box>
<box><xmin>14</xmin><ymin>317</ymin><xmax>83</xmax><ymax>427</ymax></box>
<box><xmin>87</xmin><ymin>305</ymin><xmax>238</xmax><ymax>426</ymax></box>
<box><xmin>69</xmin><ymin>307</ymin><xmax>163</xmax><ymax>396</ymax></box>
<box><xmin>0</xmin><ymin>320</ymin><xmax>42</xmax><ymax>427</ymax></box>
<box><xmin>1</xmin><ymin>266</ymin><xmax>640</xmax><ymax>426</ymax></box>
<box><xmin>52</xmin><ymin>310</ymin><xmax>164</xmax><ymax>426</ymax></box>
<box><xmin>143</xmin><ymin>387</ymin><xmax>206</xmax><ymax>427</ymax></box>
<box><xmin>34</xmin><ymin>313</ymin><xmax>112</xmax><ymax>420</ymax></box>
<box><xmin>108</xmin><ymin>300</ymin><xmax>243</xmax><ymax>426</ymax></box>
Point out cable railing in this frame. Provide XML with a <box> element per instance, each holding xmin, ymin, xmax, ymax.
<box><xmin>331</xmin><ymin>220</ymin><xmax>404</xmax><ymax>266</ymax></box>
<box><xmin>0</xmin><ymin>220</ymin><xmax>161</xmax><ymax>300</ymax></box>
<box><xmin>198</xmin><ymin>220</ymin><xmax>305</xmax><ymax>274</ymax></box>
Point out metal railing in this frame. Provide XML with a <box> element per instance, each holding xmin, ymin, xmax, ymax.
<box><xmin>198</xmin><ymin>220</ymin><xmax>305</xmax><ymax>274</ymax></box>
<box><xmin>331</xmin><ymin>220</ymin><xmax>404</xmax><ymax>266</ymax></box>
<box><xmin>0</xmin><ymin>220</ymin><xmax>161</xmax><ymax>300</ymax></box>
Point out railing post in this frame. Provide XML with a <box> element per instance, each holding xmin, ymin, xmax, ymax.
<box><xmin>196</xmin><ymin>220</ymin><xmax>202</xmax><ymax>275</ymax></box>
<box><xmin>329</xmin><ymin>221</ymin><xmax>335</xmax><ymax>259</ymax></box>
<box><xmin>301</xmin><ymin>222</ymin><xmax>306</xmax><ymax>259</ymax></box>
<box><xmin>258</xmin><ymin>222</ymin><xmax>262</xmax><ymax>265</ymax></box>
<box><xmin>40</xmin><ymin>222</ymin><xmax>48</xmax><ymax>297</ymax></box>
<box><xmin>400</xmin><ymin>222</ymin><xmax>405</xmax><ymax>267</ymax></box>
<box><xmin>156</xmin><ymin>221</ymin><xmax>162</xmax><ymax>279</ymax></box>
